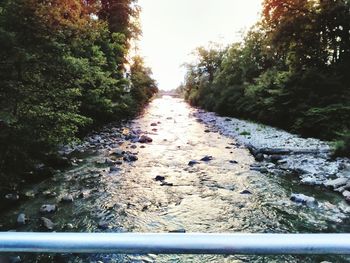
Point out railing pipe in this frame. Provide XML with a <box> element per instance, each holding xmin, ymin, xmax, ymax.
<box><xmin>0</xmin><ymin>233</ymin><xmax>349</xmax><ymax>255</ymax></box>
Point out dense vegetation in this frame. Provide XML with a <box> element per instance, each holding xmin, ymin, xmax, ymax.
<box><xmin>182</xmin><ymin>0</ymin><xmax>350</xmax><ymax>156</ymax></box>
<box><xmin>0</xmin><ymin>0</ymin><xmax>157</xmax><ymax>184</ymax></box>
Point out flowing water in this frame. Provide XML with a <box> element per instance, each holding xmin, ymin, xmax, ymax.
<box><xmin>1</xmin><ymin>96</ymin><xmax>350</xmax><ymax>263</ymax></box>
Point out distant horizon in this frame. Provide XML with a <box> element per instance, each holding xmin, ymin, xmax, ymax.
<box><xmin>138</xmin><ymin>0</ymin><xmax>263</xmax><ymax>91</ymax></box>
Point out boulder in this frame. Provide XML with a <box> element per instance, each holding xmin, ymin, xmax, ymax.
<box><xmin>61</xmin><ymin>194</ymin><xmax>74</xmax><ymax>203</ymax></box>
<box><xmin>41</xmin><ymin>217</ymin><xmax>54</xmax><ymax>230</ymax></box>
<box><xmin>324</xmin><ymin>178</ymin><xmax>348</xmax><ymax>189</ymax></box>
<box><xmin>343</xmin><ymin>190</ymin><xmax>350</xmax><ymax>198</ymax></box>
<box><xmin>290</xmin><ymin>193</ymin><xmax>317</xmax><ymax>206</ymax></box>
<box><xmin>40</xmin><ymin>204</ymin><xmax>57</xmax><ymax>213</ymax></box>
<box><xmin>301</xmin><ymin>176</ymin><xmax>318</xmax><ymax>185</ymax></box>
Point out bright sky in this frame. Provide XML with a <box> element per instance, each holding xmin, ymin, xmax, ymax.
<box><xmin>138</xmin><ymin>0</ymin><xmax>263</xmax><ymax>91</ymax></box>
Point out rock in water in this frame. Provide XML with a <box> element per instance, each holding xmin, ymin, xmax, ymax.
<box><xmin>188</xmin><ymin>160</ymin><xmax>199</xmax><ymax>166</ymax></box>
<box><xmin>123</xmin><ymin>154</ymin><xmax>138</xmax><ymax>162</ymax></box>
<box><xmin>290</xmin><ymin>193</ymin><xmax>317</xmax><ymax>206</ymax></box>
<box><xmin>110</xmin><ymin>149</ymin><xmax>124</xmax><ymax>157</ymax></box>
<box><xmin>17</xmin><ymin>213</ymin><xmax>27</xmax><ymax>225</ymax></box>
<box><xmin>40</xmin><ymin>204</ymin><xmax>57</xmax><ymax>213</ymax></box>
<box><xmin>200</xmin><ymin>155</ymin><xmax>213</xmax><ymax>162</ymax></box>
<box><xmin>109</xmin><ymin>166</ymin><xmax>121</xmax><ymax>173</ymax></box>
<box><xmin>155</xmin><ymin>175</ymin><xmax>165</xmax><ymax>181</ymax></box>
<box><xmin>61</xmin><ymin>194</ymin><xmax>74</xmax><ymax>203</ymax></box>
<box><xmin>324</xmin><ymin>178</ymin><xmax>348</xmax><ymax>189</ymax></box>
<box><xmin>138</xmin><ymin>135</ymin><xmax>153</xmax><ymax>143</ymax></box>
<box><xmin>5</xmin><ymin>193</ymin><xmax>19</xmax><ymax>201</ymax></box>
<box><xmin>41</xmin><ymin>217</ymin><xmax>54</xmax><ymax>230</ymax></box>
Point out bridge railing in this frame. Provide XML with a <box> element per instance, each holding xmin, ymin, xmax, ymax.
<box><xmin>0</xmin><ymin>233</ymin><xmax>350</xmax><ymax>254</ymax></box>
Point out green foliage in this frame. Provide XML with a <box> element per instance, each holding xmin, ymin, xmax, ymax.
<box><xmin>0</xmin><ymin>0</ymin><xmax>157</xmax><ymax>180</ymax></box>
<box><xmin>183</xmin><ymin>0</ymin><xmax>350</xmax><ymax>155</ymax></box>
<box><xmin>334</xmin><ymin>131</ymin><xmax>350</xmax><ymax>157</ymax></box>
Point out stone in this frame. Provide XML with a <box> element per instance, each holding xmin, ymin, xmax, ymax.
<box><xmin>5</xmin><ymin>193</ymin><xmax>19</xmax><ymax>201</ymax></box>
<box><xmin>109</xmin><ymin>166</ymin><xmax>121</xmax><ymax>173</ymax></box>
<box><xmin>155</xmin><ymin>176</ymin><xmax>165</xmax><ymax>181</ymax></box>
<box><xmin>254</xmin><ymin>153</ymin><xmax>264</xmax><ymax>162</ymax></box>
<box><xmin>200</xmin><ymin>155</ymin><xmax>213</xmax><ymax>162</ymax></box>
<box><xmin>110</xmin><ymin>149</ymin><xmax>124</xmax><ymax>157</ymax></box>
<box><xmin>40</xmin><ymin>204</ymin><xmax>57</xmax><ymax>213</ymax></box>
<box><xmin>240</xmin><ymin>190</ymin><xmax>252</xmax><ymax>195</ymax></box>
<box><xmin>17</xmin><ymin>213</ymin><xmax>27</xmax><ymax>225</ymax></box>
<box><xmin>229</xmin><ymin>160</ymin><xmax>238</xmax><ymax>164</ymax></box>
<box><xmin>343</xmin><ymin>190</ymin><xmax>350</xmax><ymax>198</ymax></box>
<box><xmin>150</xmin><ymin>123</ymin><xmax>157</xmax><ymax>126</ymax></box>
<box><xmin>204</xmin><ymin>129</ymin><xmax>210</xmax><ymax>133</ymax></box>
<box><xmin>188</xmin><ymin>160</ymin><xmax>199</xmax><ymax>166</ymax></box>
<box><xmin>98</xmin><ymin>221</ymin><xmax>109</xmax><ymax>230</ymax></box>
<box><xmin>61</xmin><ymin>194</ymin><xmax>74</xmax><ymax>203</ymax></box>
<box><xmin>290</xmin><ymin>193</ymin><xmax>317</xmax><ymax>206</ymax></box>
<box><xmin>324</xmin><ymin>178</ymin><xmax>348</xmax><ymax>189</ymax></box>
<box><xmin>301</xmin><ymin>176</ymin><xmax>317</xmax><ymax>185</ymax></box>
<box><xmin>41</xmin><ymin>217</ymin><xmax>54</xmax><ymax>230</ymax></box>
<box><xmin>123</xmin><ymin>154</ymin><xmax>138</xmax><ymax>162</ymax></box>
<box><xmin>138</xmin><ymin>135</ymin><xmax>153</xmax><ymax>143</ymax></box>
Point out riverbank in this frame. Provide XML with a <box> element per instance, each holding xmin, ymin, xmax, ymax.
<box><xmin>193</xmin><ymin>109</ymin><xmax>350</xmax><ymax>203</ymax></box>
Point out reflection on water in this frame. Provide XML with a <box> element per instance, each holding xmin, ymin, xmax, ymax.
<box><xmin>1</xmin><ymin>96</ymin><xmax>349</xmax><ymax>262</ymax></box>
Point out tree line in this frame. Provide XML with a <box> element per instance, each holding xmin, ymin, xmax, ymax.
<box><xmin>0</xmin><ymin>0</ymin><xmax>158</xmax><ymax>183</ymax></box>
<box><xmin>181</xmin><ymin>0</ymin><xmax>350</xmax><ymax>156</ymax></box>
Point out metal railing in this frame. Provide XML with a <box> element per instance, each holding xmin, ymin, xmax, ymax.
<box><xmin>1</xmin><ymin>233</ymin><xmax>350</xmax><ymax>254</ymax></box>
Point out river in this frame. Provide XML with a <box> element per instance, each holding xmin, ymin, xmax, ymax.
<box><xmin>1</xmin><ymin>96</ymin><xmax>349</xmax><ymax>263</ymax></box>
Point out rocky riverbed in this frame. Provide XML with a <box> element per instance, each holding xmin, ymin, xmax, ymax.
<box><xmin>193</xmin><ymin>109</ymin><xmax>350</xmax><ymax>204</ymax></box>
<box><xmin>1</xmin><ymin>96</ymin><xmax>350</xmax><ymax>263</ymax></box>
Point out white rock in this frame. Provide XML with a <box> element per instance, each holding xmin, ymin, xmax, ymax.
<box><xmin>343</xmin><ymin>190</ymin><xmax>350</xmax><ymax>198</ymax></box>
<box><xmin>290</xmin><ymin>193</ymin><xmax>317</xmax><ymax>206</ymax></box>
<box><xmin>324</xmin><ymin>178</ymin><xmax>348</xmax><ymax>188</ymax></box>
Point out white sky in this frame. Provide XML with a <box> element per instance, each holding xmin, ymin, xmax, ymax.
<box><xmin>137</xmin><ymin>0</ymin><xmax>263</xmax><ymax>91</ymax></box>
